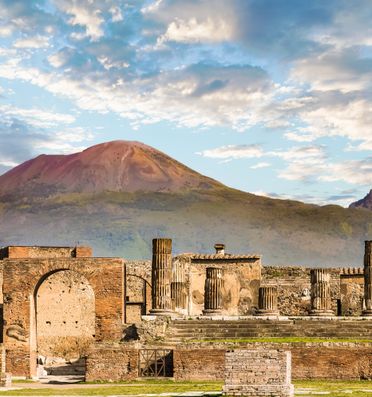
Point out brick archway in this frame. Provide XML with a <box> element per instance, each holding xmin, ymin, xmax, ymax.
<box><xmin>3</xmin><ymin>256</ymin><xmax>124</xmax><ymax>378</ymax></box>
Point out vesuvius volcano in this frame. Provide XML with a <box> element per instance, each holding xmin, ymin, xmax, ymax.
<box><xmin>0</xmin><ymin>140</ymin><xmax>371</xmax><ymax>266</ymax></box>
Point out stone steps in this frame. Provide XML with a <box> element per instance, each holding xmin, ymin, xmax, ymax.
<box><xmin>168</xmin><ymin>319</ymin><xmax>372</xmax><ymax>340</ymax></box>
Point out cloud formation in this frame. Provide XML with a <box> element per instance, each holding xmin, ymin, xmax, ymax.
<box><xmin>0</xmin><ymin>0</ymin><xmax>370</xmax><ymax>205</ymax></box>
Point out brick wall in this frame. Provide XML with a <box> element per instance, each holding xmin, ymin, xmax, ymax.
<box><xmin>223</xmin><ymin>349</ymin><xmax>293</xmax><ymax>397</ymax></box>
<box><xmin>2</xmin><ymin>257</ymin><xmax>124</xmax><ymax>377</ymax></box>
<box><xmin>86</xmin><ymin>344</ymin><xmax>138</xmax><ymax>381</ymax></box>
<box><xmin>292</xmin><ymin>346</ymin><xmax>372</xmax><ymax>380</ymax></box>
<box><xmin>173</xmin><ymin>349</ymin><xmax>225</xmax><ymax>381</ymax></box>
<box><xmin>171</xmin><ymin>343</ymin><xmax>372</xmax><ymax>381</ymax></box>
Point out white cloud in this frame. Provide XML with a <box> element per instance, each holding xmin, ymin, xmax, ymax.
<box><xmin>14</xmin><ymin>35</ymin><xmax>50</xmax><ymax>49</ymax></box>
<box><xmin>109</xmin><ymin>6</ymin><xmax>123</xmax><ymax>22</ymax></box>
<box><xmin>250</xmin><ymin>162</ymin><xmax>270</xmax><ymax>169</ymax></box>
<box><xmin>55</xmin><ymin>0</ymin><xmax>104</xmax><ymax>40</ymax></box>
<box><xmin>0</xmin><ymin>25</ymin><xmax>13</xmax><ymax>37</ymax></box>
<box><xmin>0</xmin><ymin>104</ymin><xmax>75</xmax><ymax>128</ymax></box>
<box><xmin>158</xmin><ymin>17</ymin><xmax>234</xmax><ymax>44</ymax></box>
<box><xmin>197</xmin><ymin>144</ymin><xmax>263</xmax><ymax>159</ymax></box>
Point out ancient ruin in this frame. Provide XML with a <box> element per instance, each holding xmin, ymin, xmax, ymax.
<box><xmin>0</xmin><ymin>239</ymin><xmax>371</xmax><ymax>385</ymax></box>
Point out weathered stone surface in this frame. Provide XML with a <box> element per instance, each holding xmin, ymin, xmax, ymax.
<box><xmin>173</xmin><ymin>349</ymin><xmax>225</xmax><ymax>381</ymax></box>
<box><xmin>257</xmin><ymin>286</ymin><xmax>279</xmax><ymax>315</ymax></box>
<box><xmin>86</xmin><ymin>344</ymin><xmax>138</xmax><ymax>381</ymax></box>
<box><xmin>310</xmin><ymin>269</ymin><xmax>334</xmax><ymax>316</ymax></box>
<box><xmin>203</xmin><ymin>267</ymin><xmax>223</xmax><ymax>315</ymax></box>
<box><xmin>2</xmin><ymin>255</ymin><xmax>124</xmax><ymax>377</ymax></box>
<box><xmin>151</xmin><ymin>238</ymin><xmax>173</xmax><ymax>315</ymax></box>
<box><xmin>223</xmin><ymin>349</ymin><xmax>294</xmax><ymax>397</ymax></box>
<box><xmin>363</xmin><ymin>241</ymin><xmax>372</xmax><ymax>316</ymax></box>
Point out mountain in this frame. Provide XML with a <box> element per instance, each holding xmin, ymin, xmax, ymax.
<box><xmin>0</xmin><ymin>140</ymin><xmax>221</xmax><ymax>195</ymax></box>
<box><xmin>0</xmin><ymin>140</ymin><xmax>371</xmax><ymax>266</ymax></box>
<box><xmin>349</xmin><ymin>190</ymin><xmax>372</xmax><ymax>210</ymax></box>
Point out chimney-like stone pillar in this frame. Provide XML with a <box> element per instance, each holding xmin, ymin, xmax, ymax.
<box><xmin>257</xmin><ymin>286</ymin><xmax>279</xmax><ymax>316</ymax></box>
<box><xmin>203</xmin><ymin>267</ymin><xmax>223</xmax><ymax>315</ymax></box>
<box><xmin>214</xmin><ymin>243</ymin><xmax>225</xmax><ymax>255</ymax></box>
<box><xmin>310</xmin><ymin>269</ymin><xmax>334</xmax><ymax>316</ymax></box>
<box><xmin>150</xmin><ymin>238</ymin><xmax>173</xmax><ymax>315</ymax></box>
<box><xmin>363</xmin><ymin>241</ymin><xmax>372</xmax><ymax>316</ymax></box>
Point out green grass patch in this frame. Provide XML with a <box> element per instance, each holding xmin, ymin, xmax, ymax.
<box><xmin>1</xmin><ymin>380</ymin><xmax>371</xmax><ymax>396</ymax></box>
<box><xmin>0</xmin><ymin>381</ymin><xmax>223</xmax><ymax>396</ymax></box>
<box><xmin>294</xmin><ymin>380</ymin><xmax>372</xmax><ymax>397</ymax></box>
<box><xmin>187</xmin><ymin>337</ymin><xmax>372</xmax><ymax>344</ymax></box>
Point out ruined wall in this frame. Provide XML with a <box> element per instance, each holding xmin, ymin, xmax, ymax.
<box><xmin>262</xmin><ymin>266</ymin><xmax>341</xmax><ymax>315</ymax></box>
<box><xmin>172</xmin><ymin>342</ymin><xmax>372</xmax><ymax>381</ymax></box>
<box><xmin>174</xmin><ymin>255</ymin><xmax>261</xmax><ymax>316</ymax></box>
<box><xmin>340</xmin><ymin>269</ymin><xmax>364</xmax><ymax>316</ymax></box>
<box><xmin>86</xmin><ymin>344</ymin><xmax>138</xmax><ymax>381</ymax></box>
<box><xmin>2</xmin><ymin>257</ymin><xmax>124</xmax><ymax>377</ymax></box>
<box><xmin>173</xmin><ymin>349</ymin><xmax>225</xmax><ymax>381</ymax></box>
<box><xmin>223</xmin><ymin>349</ymin><xmax>293</xmax><ymax>397</ymax></box>
<box><xmin>36</xmin><ymin>270</ymin><xmax>95</xmax><ymax>360</ymax></box>
<box><xmin>125</xmin><ymin>261</ymin><xmax>151</xmax><ymax>323</ymax></box>
<box><xmin>0</xmin><ymin>246</ymin><xmax>92</xmax><ymax>259</ymax></box>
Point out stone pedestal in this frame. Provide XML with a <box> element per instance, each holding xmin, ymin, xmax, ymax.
<box><xmin>310</xmin><ymin>269</ymin><xmax>334</xmax><ymax>316</ymax></box>
<box><xmin>223</xmin><ymin>349</ymin><xmax>294</xmax><ymax>397</ymax></box>
<box><xmin>203</xmin><ymin>267</ymin><xmax>223</xmax><ymax>315</ymax></box>
<box><xmin>363</xmin><ymin>241</ymin><xmax>372</xmax><ymax>316</ymax></box>
<box><xmin>257</xmin><ymin>286</ymin><xmax>279</xmax><ymax>316</ymax></box>
<box><xmin>150</xmin><ymin>238</ymin><xmax>173</xmax><ymax>315</ymax></box>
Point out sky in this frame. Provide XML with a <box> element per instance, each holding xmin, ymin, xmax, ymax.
<box><xmin>0</xmin><ymin>0</ymin><xmax>371</xmax><ymax>207</ymax></box>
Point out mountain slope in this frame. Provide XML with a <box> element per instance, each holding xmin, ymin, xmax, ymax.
<box><xmin>350</xmin><ymin>190</ymin><xmax>372</xmax><ymax>210</ymax></box>
<box><xmin>0</xmin><ymin>140</ymin><xmax>371</xmax><ymax>266</ymax></box>
<box><xmin>0</xmin><ymin>140</ymin><xmax>221</xmax><ymax>195</ymax></box>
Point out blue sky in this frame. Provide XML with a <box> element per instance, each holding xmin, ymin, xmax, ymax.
<box><xmin>0</xmin><ymin>0</ymin><xmax>371</xmax><ymax>206</ymax></box>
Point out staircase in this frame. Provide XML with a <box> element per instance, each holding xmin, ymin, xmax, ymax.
<box><xmin>167</xmin><ymin>318</ymin><xmax>372</xmax><ymax>342</ymax></box>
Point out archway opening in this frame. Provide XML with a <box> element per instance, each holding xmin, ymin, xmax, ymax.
<box><xmin>35</xmin><ymin>270</ymin><xmax>95</xmax><ymax>380</ymax></box>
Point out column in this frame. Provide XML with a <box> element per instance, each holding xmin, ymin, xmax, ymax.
<box><xmin>363</xmin><ymin>241</ymin><xmax>372</xmax><ymax>316</ymax></box>
<box><xmin>171</xmin><ymin>260</ymin><xmax>187</xmax><ymax>311</ymax></box>
<box><xmin>150</xmin><ymin>238</ymin><xmax>173</xmax><ymax>315</ymax></box>
<box><xmin>310</xmin><ymin>269</ymin><xmax>334</xmax><ymax>316</ymax></box>
<box><xmin>203</xmin><ymin>267</ymin><xmax>223</xmax><ymax>315</ymax></box>
<box><xmin>257</xmin><ymin>286</ymin><xmax>279</xmax><ymax>316</ymax></box>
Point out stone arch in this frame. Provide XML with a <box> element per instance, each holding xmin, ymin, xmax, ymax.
<box><xmin>33</xmin><ymin>269</ymin><xmax>95</xmax><ymax>361</ymax></box>
<box><xmin>125</xmin><ymin>274</ymin><xmax>152</xmax><ymax>323</ymax></box>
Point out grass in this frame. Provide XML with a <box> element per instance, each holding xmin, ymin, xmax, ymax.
<box><xmin>187</xmin><ymin>337</ymin><xmax>372</xmax><ymax>344</ymax></box>
<box><xmin>0</xmin><ymin>380</ymin><xmax>371</xmax><ymax>396</ymax></box>
<box><xmin>0</xmin><ymin>380</ymin><xmax>222</xmax><ymax>396</ymax></box>
<box><xmin>293</xmin><ymin>380</ymin><xmax>372</xmax><ymax>397</ymax></box>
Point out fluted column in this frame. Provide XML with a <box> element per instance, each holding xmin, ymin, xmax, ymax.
<box><xmin>203</xmin><ymin>267</ymin><xmax>223</xmax><ymax>315</ymax></box>
<box><xmin>310</xmin><ymin>269</ymin><xmax>334</xmax><ymax>316</ymax></box>
<box><xmin>150</xmin><ymin>238</ymin><xmax>173</xmax><ymax>315</ymax></box>
<box><xmin>171</xmin><ymin>260</ymin><xmax>187</xmax><ymax>311</ymax></box>
<box><xmin>257</xmin><ymin>286</ymin><xmax>279</xmax><ymax>316</ymax></box>
<box><xmin>363</xmin><ymin>241</ymin><xmax>372</xmax><ymax>316</ymax></box>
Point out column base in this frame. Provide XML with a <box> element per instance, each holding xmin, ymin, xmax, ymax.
<box><xmin>149</xmin><ymin>308</ymin><xmax>174</xmax><ymax>316</ymax></box>
<box><xmin>202</xmin><ymin>309</ymin><xmax>222</xmax><ymax>316</ymax></box>
<box><xmin>309</xmin><ymin>309</ymin><xmax>335</xmax><ymax>316</ymax></box>
<box><xmin>362</xmin><ymin>309</ymin><xmax>372</xmax><ymax>316</ymax></box>
<box><xmin>256</xmin><ymin>310</ymin><xmax>279</xmax><ymax>316</ymax></box>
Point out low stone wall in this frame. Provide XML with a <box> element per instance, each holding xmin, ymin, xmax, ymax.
<box><xmin>84</xmin><ymin>342</ymin><xmax>372</xmax><ymax>382</ymax></box>
<box><xmin>85</xmin><ymin>344</ymin><xmax>138</xmax><ymax>382</ymax></box>
<box><xmin>223</xmin><ymin>349</ymin><xmax>294</xmax><ymax>397</ymax></box>
<box><xmin>173</xmin><ymin>349</ymin><xmax>225</xmax><ymax>381</ymax></box>
<box><xmin>292</xmin><ymin>345</ymin><xmax>372</xmax><ymax>380</ymax></box>
<box><xmin>173</xmin><ymin>342</ymin><xmax>372</xmax><ymax>381</ymax></box>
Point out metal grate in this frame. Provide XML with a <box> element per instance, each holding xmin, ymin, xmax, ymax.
<box><xmin>139</xmin><ymin>349</ymin><xmax>173</xmax><ymax>377</ymax></box>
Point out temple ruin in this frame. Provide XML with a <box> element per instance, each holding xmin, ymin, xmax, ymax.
<box><xmin>0</xmin><ymin>239</ymin><xmax>371</xmax><ymax>384</ymax></box>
